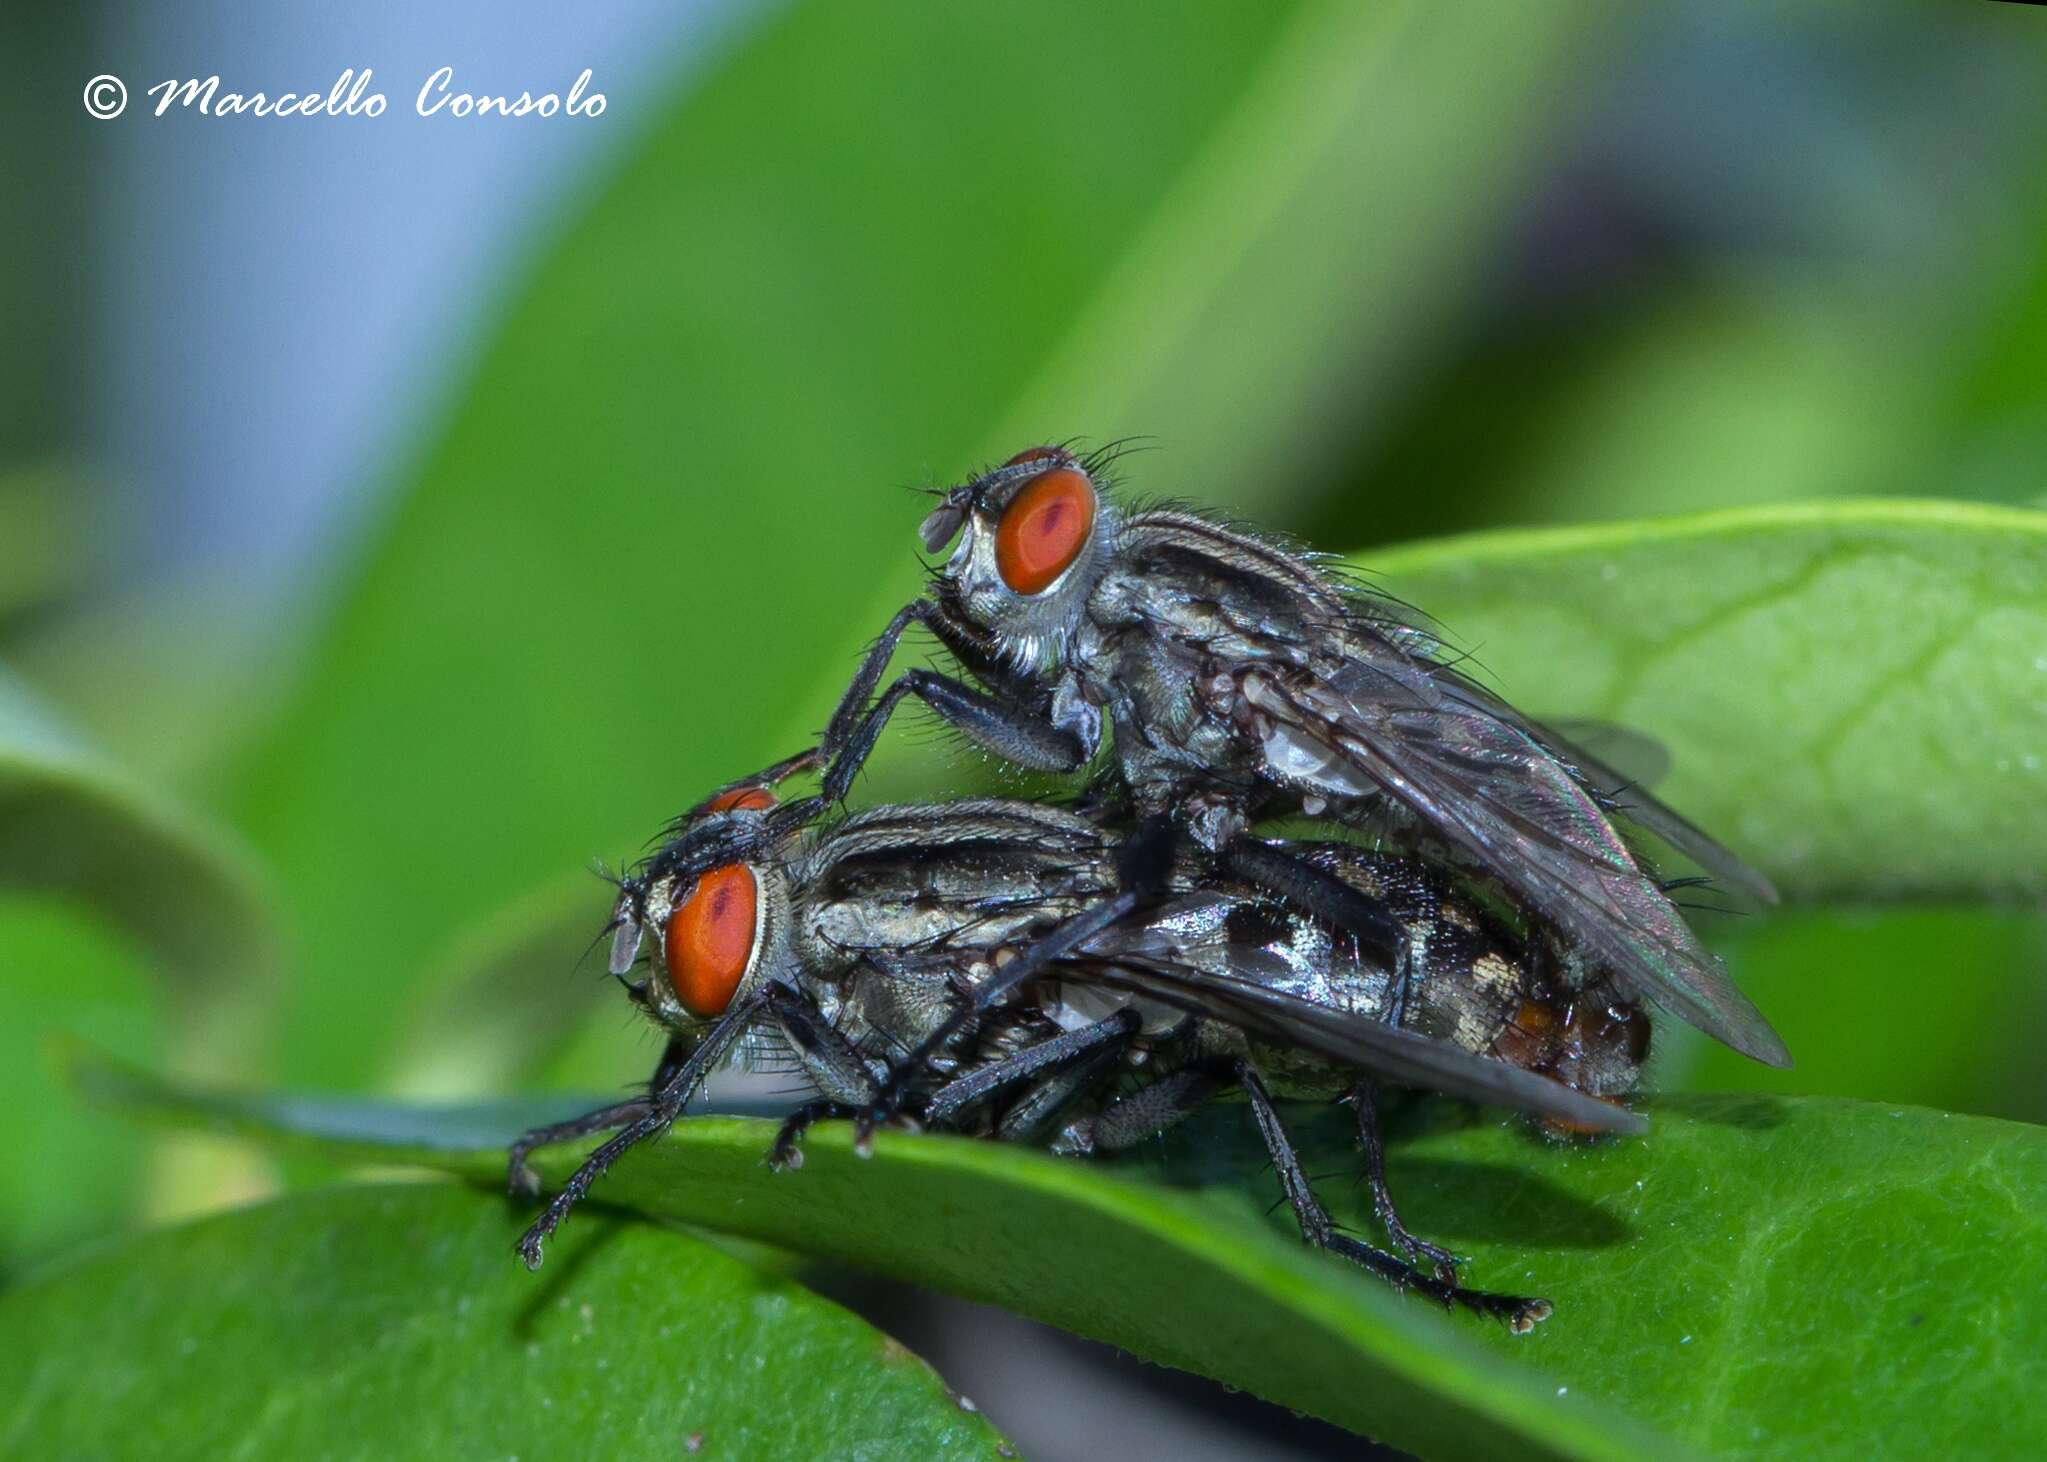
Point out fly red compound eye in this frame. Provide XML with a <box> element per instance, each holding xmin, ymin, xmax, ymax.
<box><xmin>703</xmin><ymin>786</ymin><xmax>776</xmax><ymax>813</ymax></box>
<box><xmin>664</xmin><ymin>864</ymin><xmax>758</xmax><ymax>1017</ymax></box>
<box><xmin>995</xmin><ymin>465</ymin><xmax>1096</xmax><ymax>595</ymax></box>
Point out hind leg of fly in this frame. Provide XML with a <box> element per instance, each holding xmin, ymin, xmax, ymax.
<box><xmin>1108</xmin><ymin>809</ymin><xmax>1411</xmax><ymax>981</ymax></box>
<box><xmin>1222</xmin><ymin>838</ymin><xmax>1410</xmax><ymax>981</ymax></box>
<box><xmin>1239</xmin><ymin>1063</ymin><xmax>1550</xmax><ymax>1332</ymax></box>
<box><xmin>1350</xmin><ymin>1080</ymin><xmax>1460</xmax><ymax>1281</ymax></box>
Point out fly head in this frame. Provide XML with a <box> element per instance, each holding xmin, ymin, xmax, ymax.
<box><xmin>919</xmin><ymin>445</ymin><xmax>1116</xmax><ymax>667</ymax></box>
<box><xmin>614</xmin><ymin>798</ymin><xmax>814</xmax><ymax>1035</ymax></box>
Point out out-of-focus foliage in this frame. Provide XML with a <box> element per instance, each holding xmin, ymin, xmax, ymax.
<box><xmin>0</xmin><ymin>672</ymin><xmax>280</xmax><ymax>1256</ymax></box>
<box><xmin>88</xmin><ymin>1057</ymin><xmax>2047</xmax><ymax>1460</ymax></box>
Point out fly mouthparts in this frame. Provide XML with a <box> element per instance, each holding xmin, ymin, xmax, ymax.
<box><xmin>607</xmin><ymin>897</ymin><xmax>645</xmax><ymax>976</ymax></box>
<box><xmin>919</xmin><ymin>501</ymin><xmax>965</xmax><ymax>553</ymax></box>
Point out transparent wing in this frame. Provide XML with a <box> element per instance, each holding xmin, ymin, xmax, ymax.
<box><xmin>1533</xmin><ymin>717</ymin><xmax>1778</xmax><ymax>906</ymax></box>
<box><xmin>1241</xmin><ymin>661</ymin><xmax>1790</xmax><ymax>1068</ymax></box>
<box><xmin>1058</xmin><ymin>946</ymin><xmax>1645</xmax><ymax>1134</ymax></box>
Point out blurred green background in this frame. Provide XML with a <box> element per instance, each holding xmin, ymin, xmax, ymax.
<box><xmin>4</xmin><ymin>3</ymin><xmax>2046</xmax><ymax>1436</ymax></box>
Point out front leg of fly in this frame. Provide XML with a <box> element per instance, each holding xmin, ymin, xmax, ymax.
<box><xmin>820</xmin><ymin>665</ymin><xmax>1095</xmax><ymax>803</ymax></box>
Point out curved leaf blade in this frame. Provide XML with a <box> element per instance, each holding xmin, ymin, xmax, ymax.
<box><xmin>87</xmin><ymin>1057</ymin><xmax>2047</xmax><ymax>1457</ymax></box>
<box><xmin>0</xmin><ymin>670</ymin><xmax>282</xmax><ymax>1222</ymax></box>
<box><xmin>1368</xmin><ymin>500</ymin><xmax>2047</xmax><ymax>902</ymax></box>
<box><xmin>0</xmin><ymin>1182</ymin><xmax>1007</xmax><ymax>1459</ymax></box>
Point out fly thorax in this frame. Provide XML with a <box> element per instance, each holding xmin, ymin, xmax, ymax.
<box><xmin>802</xmin><ymin>893</ymin><xmax>955</xmax><ymax>970</ymax></box>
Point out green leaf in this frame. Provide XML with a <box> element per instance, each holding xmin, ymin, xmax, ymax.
<box><xmin>0</xmin><ymin>903</ymin><xmax>157</xmax><ymax>1267</ymax></box>
<box><xmin>90</xmin><ymin>1050</ymin><xmax>2047</xmax><ymax>1459</ymax></box>
<box><xmin>0</xmin><ymin>670</ymin><xmax>282</xmax><ymax>1225</ymax></box>
<box><xmin>1369</xmin><ymin>499</ymin><xmax>2047</xmax><ymax>902</ymax></box>
<box><xmin>0</xmin><ymin>1181</ymin><xmax>1008</xmax><ymax>1459</ymax></box>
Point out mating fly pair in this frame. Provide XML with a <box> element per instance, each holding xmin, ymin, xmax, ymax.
<box><xmin>513</xmin><ymin>787</ymin><xmax>1650</xmax><ymax>1329</ymax></box>
<box><xmin>510</xmin><ymin>442</ymin><xmax>1782</xmax><ymax>1324</ymax></box>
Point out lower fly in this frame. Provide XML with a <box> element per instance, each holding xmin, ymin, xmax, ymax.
<box><xmin>510</xmin><ymin>792</ymin><xmax>1647</xmax><ymax>1330</ymax></box>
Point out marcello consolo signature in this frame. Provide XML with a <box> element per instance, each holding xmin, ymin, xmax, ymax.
<box><xmin>142</xmin><ymin>67</ymin><xmax>605</xmax><ymax>120</ymax></box>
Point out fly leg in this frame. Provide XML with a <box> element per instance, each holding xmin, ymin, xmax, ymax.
<box><xmin>920</xmin><ymin>1009</ymin><xmax>1142</xmax><ymax>1131</ymax></box>
<box><xmin>822</xmin><ymin>669</ymin><xmax>1090</xmax><ymax>802</ymax></box>
<box><xmin>992</xmin><ymin>1038</ymin><xmax>1135</xmax><ymax>1143</ymax></box>
<box><xmin>506</xmin><ymin>1100</ymin><xmax>654</xmax><ymax>1200</ymax></box>
<box><xmin>1239</xmin><ymin>1063</ymin><xmax>1551</xmax><ymax>1332</ymax></box>
<box><xmin>1055</xmin><ymin>1065</ymin><xmax>1226</xmax><ymax>1156</ymax></box>
<box><xmin>820</xmin><ymin>600</ymin><xmax>946</xmax><ymax>753</ymax></box>
<box><xmin>516</xmin><ymin>995</ymin><xmax>764</xmax><ymax>1270</ymax></box>
<box><xmin>1223</xmin><ymin>838</ymin><xmax>1410</xmax><ymax>979</ymax></box>
<box><xmin>852</xmin><ymin>891</ymin><xmax>1143</xmax><ymax>1149</ymax></box>
<box><xmin>815</xmin><ymin>598</ymin><xmax>1097</xmax><ymax>800</ymax></box>
<box><xmin>1349</xmin><ymin>1080</ymin><xmax>1461</xmax><ymax>1282</ymax></box>
<box><xmin>506</xmin><ymin>1036</ymin><xmax>692</xmax><ymax>1197</ymax></box>
<box><xmin>758</xmin><ymin>981</ymin><xmax>889</xmax><ymax>1171</ymax></box>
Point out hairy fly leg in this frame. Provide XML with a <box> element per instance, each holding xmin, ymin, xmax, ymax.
<box><xmin>1056</xmin><ymin>1064</ymin><xmax>1225</xmax><ymax>1156</ymax></box>
<box><xmin>822</xmin><ymin>667</ymin><xmax>1091</xmax><ymax>802</ymax></box>
<box><xmin>505</xmin><ymin>1036</ymin><xmax>692</xmax><ymax>1198</ymax></box>
<box><xmin>757</xmin><ymin>979</ymin><xmax>889</xmax><ymax>1171</ymax></box>
<box><xmin>1239</xmin><ymin>1063</ymin><xmax>1551</xmax><ymax>1332</ymax></box>
<box><xmin>516</xmin><ymin>994</ymin><xmax>766</xmax><ymax>1270</ymax></box>
<box><xmin>851</xmin><ymin>890</ymin><xmax>1142</xmax><ymax>1149</ymax></box>
<box><xmin>815</xmin><ymin>601</ymin><xmax>1098</xmax><ymax>802</ymax></box>
<box><xmin>992</xmin><ymin>1036</ymin><xmax>1136</xmax><ymax>1143</ymax></box>
<box><xmin>506</xmin><ymin>1099</ymin><xmax>655</xmax><ymax>1201</ymax></box>
<box><xmin>1223</xmin><ymin>837</ymin><xmax>1409</xmax><ymax>983</ymax></box>
<box><xmin>1350</xmin><ymin>1081</ymin><xmax>1460</xmax><ymax>1281</ymax></box>
<box><xmin>920</xmin><ymin>1009</ymin><xmax>1142</xmax><ymax>1130</ymax></box>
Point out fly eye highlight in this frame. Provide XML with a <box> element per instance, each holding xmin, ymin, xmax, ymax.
<box><xmin>664</xmin><ymin>863</ymin><xmax>759</xmax><ymax>1018</ymax></box>
<box><xmin>995</xmin><ymin>465</ymin><xmax>1096</xmax><ymax>596</ymax></box>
